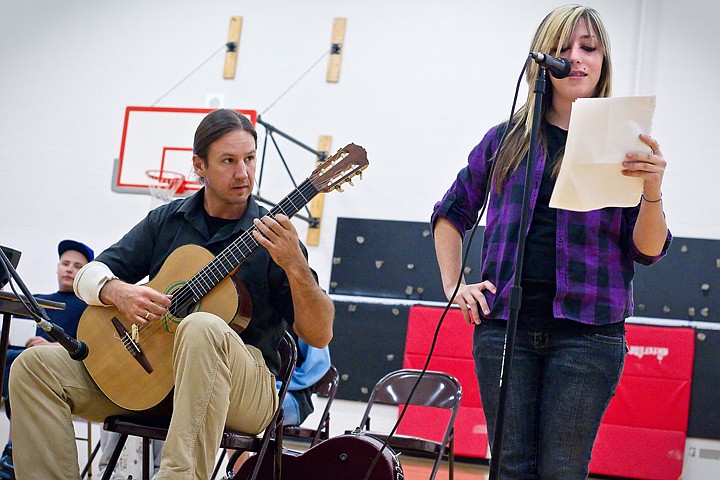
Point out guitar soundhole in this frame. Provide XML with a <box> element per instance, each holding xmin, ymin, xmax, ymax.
<box><xmin>169</xmin><ymin>300</ymin><xmax>198</xmax><ymax>318</ymax></box>
<box><xmin>166</xmin><ymin>282</ymin><xmax>201</xmax><ymax>319</ymax></box>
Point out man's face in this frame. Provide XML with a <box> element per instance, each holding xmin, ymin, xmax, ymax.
<box><xmin>192</xmin><ymin>129</ymin><xmax>257</xmax><ymax>219</ymax></box>
<box><xmin>57</xmin><ymin>250</ymin><xmax>88</xmax><ymax>292</ymax></box>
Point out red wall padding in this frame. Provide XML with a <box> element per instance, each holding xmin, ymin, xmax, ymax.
<box><xmin>589</xmin><ymin>324</ymin><xmax>694</xmax><ymax>480</ymax></box>
<box><xmin>401</xmin><ymin>305</ymin><xmax>695</xmax><ymax>479</ymax></box>
<box><xmin>401</xmin><ymin>306</ymin><xmax>488</xmax><ymax>458</ymax></box>
<box><xmin>589</xmin><ymin>424</ymin><xmax>687</xmax><ymax>480</ymax></box>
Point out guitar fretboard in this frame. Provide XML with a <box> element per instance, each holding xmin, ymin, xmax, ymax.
<box><xmin>179</xmin><ymin>178</ymin><xmax>319</xmax><ymax>305</ymax></box>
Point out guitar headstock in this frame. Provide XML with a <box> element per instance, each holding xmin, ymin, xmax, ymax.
<box><xmin>310</xmin><ymin>143</ymin><xmax>369</xmax><ymax>193</ymax></box>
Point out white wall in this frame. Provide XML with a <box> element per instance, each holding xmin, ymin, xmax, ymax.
<box><xmin>1</xmin><ymin>0</ymin><xmax>718</xmax><ymax>294</ymax></box>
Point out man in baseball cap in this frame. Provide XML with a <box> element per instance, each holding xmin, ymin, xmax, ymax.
<box><xmin>0</xmin><ymin>239</ymin><xmax>94</xmax><ymax>479</ymax></box>
<box><xmin>58</xmin><ymin>239</ymin><xmax>94</xmax><ymax>264</ymax></box>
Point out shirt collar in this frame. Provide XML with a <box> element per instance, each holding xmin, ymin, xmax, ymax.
<box><xmin>176</xmin><ymin>187</ymin><xmax>261</xmax><ymax>239</ymax></box>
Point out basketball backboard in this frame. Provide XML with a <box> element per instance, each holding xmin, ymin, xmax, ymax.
<box><xmin>111</xmin><ymin>106</ymin><xmax>257</xmax><ymax>196</ymax></box>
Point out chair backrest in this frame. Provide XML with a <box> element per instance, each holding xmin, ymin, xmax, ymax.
<box><xmin>227</xmin><ymin>331</ymin><xmax>297</xmax><ymax>441</ymax></box>
<box><xmin>222</xmin><ymin>331</ymin><xmax>298</xmax><ymax>480</ymax></box>
<box><xmin>358</xmin><ymin>369</ymin><xmax>462</xmax><ymax>441</ymax></box>
<box><xmin>275</xmin><ymin>331</ymin><xmax>298</xmax><ymax>385</ymax></box>
<box><xmin>366</xmin><ymin>369</ymin><xmax>462</xmax><ymax>410</ymax></box>
<box><xmin>313</xmin><ymin>364</ymin><xmax>340</xmax><ymax>398</ymax></box>
<box><xmin>269</xmin><ymin>330</ymin><xmax>298</xmax><ymax>436</ymax></box>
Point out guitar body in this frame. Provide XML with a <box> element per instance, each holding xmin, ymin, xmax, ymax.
<box><xmin>234</xmin><ymin>433</ymin><xmax>404</xmax><ymax>480</ymax></box>
<box><xmin>77</xmin><ymin>245</ymin><xmax>250</xmax><ymax>411</ymax></box>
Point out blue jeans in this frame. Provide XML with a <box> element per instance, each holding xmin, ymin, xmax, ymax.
<box><xmin>473</xmin><ymin>320</ymin><xmax>626</xmax><ymax>480</ymax></box>
<box><xmin>283</xmin><ymin>392</ymin><xmax>301</xmax><ymax>427</ymax></box>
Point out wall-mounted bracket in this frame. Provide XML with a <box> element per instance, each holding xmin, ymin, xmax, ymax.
<box><xmin>306</xmin><ymin>135</ymin><xmax>333</xmax><ymax>246</ymax></box>
<box><xmin>326</xmin><ymin>18</ymin><xmax>346</xmax><ymax>83</ymax></box>
<box><xmin>223</xmin><ymin>16</ymin><xmax>243</xmax><ymax>79</ymax></box>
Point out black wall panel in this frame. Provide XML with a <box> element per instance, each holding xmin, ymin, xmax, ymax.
<box><xmin>634</xmin><ymin>237</ymin><xmax>719</xmax><ymax>324</ymax></box>
<box><xmin>687</xmin><ymin>328</ymin><xmax>720</xmax><ymax>439</ymax></box>
<box><xmin>330</xmin><ymin>217</ymin><xmax>718</xmax><ymax>324</ymax></box>
<box><xmin>331</xmin><ymin>301</ymin><xmax>409</xmax><ymax>403</ymax></box>
<box><xmin>329</xmin><ymin>218</ymin><xmax>484</xmax><ymax>302</ymax></box>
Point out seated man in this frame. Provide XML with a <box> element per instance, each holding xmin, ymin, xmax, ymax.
<box><xmin>8</xmin><ymin>109</ymin><xmax>334</xmax><ymax>480</ymax></box>
<box><xmin>0</xmin><ymin>240</ymin><xmax>93</xmax><ymax>480</ymax></box>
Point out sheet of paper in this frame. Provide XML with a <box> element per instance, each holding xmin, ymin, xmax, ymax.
<box><xmin>549</xmin><ymin>96</ymin><xmax>656</xmax><ymax>212</ymax></box>
<box><xmin>9</xmin><ymin>317</ymin><xmax>37</xmax><ymax>346</ymax></box>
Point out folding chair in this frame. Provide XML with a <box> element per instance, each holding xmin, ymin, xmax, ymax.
<box><xmin>282</xmin><ymin>365</ymin><xmax>340</xmax><ymax>446</ymax></box>
<box><xmin>100</xmin><ymin>331</ymin><xmax>297</xmax><ymax>480</ymax></box>
<box><xmin>354</xmin><ymin>369</ymin><xmax>462</xmax><ymax>480</ymax></box>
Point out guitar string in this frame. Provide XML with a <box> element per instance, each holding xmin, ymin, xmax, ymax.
<box><xmin>168</xmin><ymin>181</ymin><xmax>315</xmax><ymax>310</ymax></box>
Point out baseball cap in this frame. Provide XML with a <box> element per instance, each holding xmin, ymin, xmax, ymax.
<box><xmin>58</xmin><ymin>239</ymin><xmax>94</xmax><ymax>263</ymax></box>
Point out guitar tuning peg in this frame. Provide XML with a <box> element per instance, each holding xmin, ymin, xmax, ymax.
<box><xmin>335</xmin><ymin>185</ymin><xmax>345</xmax><ymax>192</ymax></box>
<box><xmin>358</xmin><ymin>172</ymin><xmax>363</xmax><ymax>180</ymax></box>
<box><xmin>347</xmin><ymin>178</ymin><xmax>354</xmax><ymax>186</ymax></box>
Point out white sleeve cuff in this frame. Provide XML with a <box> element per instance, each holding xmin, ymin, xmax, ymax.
<box><xmin>73</xmin><ymin>261</ymin><xmax>118</xmax><ymax>306</ymax></box>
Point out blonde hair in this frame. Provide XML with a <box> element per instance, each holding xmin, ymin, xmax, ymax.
<box><xmin>491</xmin><ymin>4</ymin><xmax>612</xmax><ymax>192</ymax></box>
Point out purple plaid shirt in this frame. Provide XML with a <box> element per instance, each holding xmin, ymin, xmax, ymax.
<box><xmin>432</xmin><ymin>124</ymin><xmax>671</xmax><ymax>325</ymax></box>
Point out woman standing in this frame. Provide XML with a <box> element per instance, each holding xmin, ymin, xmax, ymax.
<box><xmin>432</xmin><ymin>5</ymin><xmax>671</xmax><ymax>478</ymax></box>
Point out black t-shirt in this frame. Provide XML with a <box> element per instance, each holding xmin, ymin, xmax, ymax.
<box><xmin>515</xmin><ymin>122</ymin><xmax>624</xmax><ymax>334</ymax></box>
<box><xmin>521</xmin><ymin>121</ymin><xmax>566</xmax><ymax>307</ymax></box>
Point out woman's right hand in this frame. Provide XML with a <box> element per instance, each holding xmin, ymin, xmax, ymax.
<box><xmin>447</xmin><ymin>281</ymin><xmax>497</xmax><ymax>325</ymax></box>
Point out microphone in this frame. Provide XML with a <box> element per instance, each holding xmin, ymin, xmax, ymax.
<box><xmin>39</xmin><ymin>319</ymin><xmax>89</xmax><ymax>360</ymax></box>
<box><xmin>529</xmin><ymin>52</ymin><xmax>571</xmax><ymax>79</ymax></box>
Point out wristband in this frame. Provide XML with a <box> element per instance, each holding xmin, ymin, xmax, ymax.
<box><xmin>641</xmin><ymin>193</ymin><xmax>662</xmax><ymax>203</ymax></box>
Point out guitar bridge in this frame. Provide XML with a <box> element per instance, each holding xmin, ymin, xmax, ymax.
<box><xmin>111</xmin><ymin>317</ymin><xmax>153</xmax><ymax>374</ymax></box>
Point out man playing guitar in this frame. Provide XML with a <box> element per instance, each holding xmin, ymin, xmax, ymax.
<box><xmin>8</xmin><ymin>109</ymin><xmax>335</xmax><ymax>480</ymax></box>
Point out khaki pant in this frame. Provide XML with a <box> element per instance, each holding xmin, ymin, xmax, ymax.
<box><xmin>9</xmin><ymin>312</ymin><xmax>278</xmax><ymax>480</ymax></box>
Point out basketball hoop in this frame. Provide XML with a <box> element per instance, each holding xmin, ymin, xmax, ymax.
<box><xmin>146</xmin><ymin>170</ymin><xmax>186</xmax><ymax>207</ymax></box>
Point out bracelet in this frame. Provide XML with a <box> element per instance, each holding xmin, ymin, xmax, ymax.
<box><xmin>641</xmin><ymin>193</ymin><xmax>662</xmax><ymax>203</ymax></box>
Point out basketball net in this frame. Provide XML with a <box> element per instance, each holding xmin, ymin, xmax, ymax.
<box><xmin>146</xmin><ymin>170</ymin><xmax>185</xmax><ymax>209</ymax></box>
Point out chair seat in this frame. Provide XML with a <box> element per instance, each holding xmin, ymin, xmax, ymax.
<box><xmin>105</xmin><ymin>416</ymin><xmax>171</xmax><ymax>441</ymax></box>
<box><xmin>220</xmin><ymin>430</ymin><xmax>264</xmax><ymax>451</ymax></box>
<box><xmin>281</xmin><ymin>425</ymin><xmax>317</xmax><ymax>441</ymax></box>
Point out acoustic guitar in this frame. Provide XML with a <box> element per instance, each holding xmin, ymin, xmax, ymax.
<box><xmin>77</xmin><ymin>144</ymin><xmax>368</xmax><ymax>411</ymax></box>
<box><xmin>233</xmin><ymin>433</ymin><xmax>404</xmax><ymax>480</ymax></box>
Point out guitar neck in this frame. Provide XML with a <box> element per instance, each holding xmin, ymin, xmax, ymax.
<box><xmin>186</xmin><ymin>178</ymin><xmax>319</xmax><ymax>299</ymax></box>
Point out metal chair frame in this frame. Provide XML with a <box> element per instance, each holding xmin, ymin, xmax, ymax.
<box><xmin>282</xmin><ymin>364</ymin><xmax>340</xmax><ymax>447</ymax></box>
<box><xmin>356</xmin><ymin>368</ymin><xmax>462</xmax><ymax>480</ymax></box>
<box><xmin>100</xmin><ymin>331</ymin><xmax>297</xmax><ymax>480</ymax></box>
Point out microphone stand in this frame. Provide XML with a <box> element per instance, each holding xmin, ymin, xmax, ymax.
<box><xmin>488</xmin><ymin>65</ymin><xmax>548</xmax><ymax>480</ymax></box>
<box><xmin>0</xmin><ymin>248</ymin><xmax>88</xmax><ymax>361</ymax></box>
